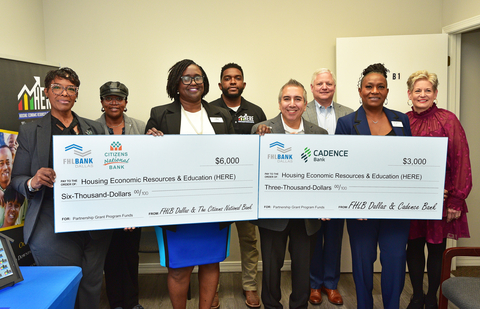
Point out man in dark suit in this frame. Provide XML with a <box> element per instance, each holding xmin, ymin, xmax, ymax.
<box><xmin>303</xmin><ymin>69</ymin><xmax>353</xmax><ymax>306</ymax></box>
<box><xmin>11</xmin><ymin>68</ymin><xmax>112</xmax><ymax>309</ymax></box>
<box><xmin>251</xmin><ymin>79</ymin><xmax>326</xmax><ymax>309</ymax></box>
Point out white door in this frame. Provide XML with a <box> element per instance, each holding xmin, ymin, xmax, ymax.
<box><xmin>335</xmin><ymin>34</ymin><xmax>448</xmax><ymax>272</ymax></box>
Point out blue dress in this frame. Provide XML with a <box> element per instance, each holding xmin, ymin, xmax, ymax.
<box><xmin>145</xmin><ymin>100</ymin><xmax>235</xmax><ymax>269</ymax></box>
<box><xmin>155</xmin><ymin>223</ymin><xmax>231</xmax><ymax>268</ymax></box>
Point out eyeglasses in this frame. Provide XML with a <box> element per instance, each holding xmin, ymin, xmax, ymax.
<box><xmin>50</xmin><ymin>84</ymin><xmax>78</xmax><ymax>96</ymax></box>
<box><xmin>103</xmin><ymin>96</ymin><xmax>125</xmax><ymax>104</ymax></box>
<box><xmin>180</xmin><ymin>75</ymin><xmax>204</xmax><ymax>85</ymax></box>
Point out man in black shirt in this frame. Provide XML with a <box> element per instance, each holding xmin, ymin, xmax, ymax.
<box><xmin>210</xmin><ymin>63</ymin><xmax>266</xmax><ymax>308</ymax></box>
<box><xmin>210</xmin><ymin>63</ymin><xmax>266</xmax><ymax>134</ymax></box>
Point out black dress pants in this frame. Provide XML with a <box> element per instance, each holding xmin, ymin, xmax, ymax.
<box><xmin>259</xmin><ymin>220</ymin><xmax>317</xmax><ymax>309</ymax></box>
<box><xmin>104</xmin><ymin>228</ymin><xmax>142</xmax><ymax>309</ymax></box>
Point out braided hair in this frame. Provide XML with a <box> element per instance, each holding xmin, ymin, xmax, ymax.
<box><xmin>358</xmin><ymin>63</ymin><xmax>389</xmax><ymax>88</ymax></box>
<box><xmin>166</xmin><ymin>59</ymin><xmax>210</xmax><ymax>100</ymax></box>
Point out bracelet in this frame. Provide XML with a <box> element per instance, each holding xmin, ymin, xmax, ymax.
<box><xmin>28</xmin><ymin>178</ymin><xmax>40</xmax><ymax>192</ymax></box>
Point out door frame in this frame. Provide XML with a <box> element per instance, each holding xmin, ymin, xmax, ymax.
<box><xmin>443</xmin><ymin>14</ymin><xmax>480</xmax><ymax>263</ymax></box>
<box><xmin>443</xmin><ymin>15</ymin><xmax>480</xmax><ymax>116</ymax></box>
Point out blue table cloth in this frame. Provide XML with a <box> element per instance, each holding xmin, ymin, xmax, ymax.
<box><xmin>0</xmin><ymin>266</ymin><xmax>82</xmax><ymax>309</ymax></box>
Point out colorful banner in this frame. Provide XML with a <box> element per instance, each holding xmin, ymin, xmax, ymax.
<box><xmin>0</xmin><ymin>57</ymin><xmax>56</xmax><ymax>265</ymax></box>
<box><xmin>0</xmin><ymin>129</ymin><xmax>33</xmax><ymax>266</ymax></box>
<box><xmin>0</xmin><ymin>57</ymin><xmax>58</xmax><ymax>131</ymax></box>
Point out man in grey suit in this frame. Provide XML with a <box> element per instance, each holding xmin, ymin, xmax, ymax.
<box><xmin>251</xmin><ymin>79</ymin><xmax>326</xmax><ymax>309</ymax></box>
<box><xmin>303</xmin><ymin>69</ymin><xmax>353</xmax><ymax>306</ymax></box>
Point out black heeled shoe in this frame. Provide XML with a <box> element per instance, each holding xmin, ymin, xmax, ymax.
<box><xmin>424</xmin><ymin>293</ymin><xmax>438</xmax><ymax>309</ymax></box>
<box><xmin>407</xmin><ymin>294</ymin><xmax>425</xmax><ymax>309</ymax></box>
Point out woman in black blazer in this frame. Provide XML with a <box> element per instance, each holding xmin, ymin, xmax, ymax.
<box><xmin>335</xmin><ymin>63</ymin><xmax>412</xmax><ymax>309</ymax></box>
<box><xmin>145</xmin><ymin>59</ymin><xmax>234</xmax><ymax>309</ymax></box>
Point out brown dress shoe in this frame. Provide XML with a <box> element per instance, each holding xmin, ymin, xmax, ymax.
<box><xmin>321</xmin><ymin>287</ymin><xmax>343</xmax><ymax>305</ymax></box>
<box><xmin>309</xmin><ymin>288</ymin><xmax>322</xmax><ymax>305</ymax></box>
<box><xmin>211</xmin><ymin>291</ymin><xmax>220</xmax><ymax>309</ymax></box>
<box><xmin>243</xmin><ymin>290</ymin><xmax>261</xmax><ymax>308</ymax></box>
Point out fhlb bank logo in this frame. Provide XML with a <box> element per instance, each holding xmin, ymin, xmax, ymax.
<box><xmin>104</xmin><ymin>141</ymin><xmax>130</xmax><ymax>169</ymax></box>
<box><xmin>63</xmin><ymin>144</ymin><xmax>94</xmax><ymax>168</ymax></box>
<box><xmin>267</xmin><ymin>141</ymin><xmax>293</xmax><ymax>162</ymax></box>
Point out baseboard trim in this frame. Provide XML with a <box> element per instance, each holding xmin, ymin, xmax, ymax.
<box><xmin>139</xmin><ymin>257</ymin><xmax>480</xmax><ymax>274</ymax></box>
<box><xmin>456</xmin><ymin>256</ymin><xmax>480</xmax><ymax>267</ymax></box>
<box><xmin>139</xmin><ymin>260</ymin><xmax>292</xmax><ymax>274</ymax></box>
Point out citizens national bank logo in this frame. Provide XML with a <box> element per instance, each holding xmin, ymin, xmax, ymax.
<box><xmin>267</xmin><ymin>141</ymin><xmax>293</xmax><ymax>162</ymax></box>
<box><xmin>63</xmin><ymin>144</ymin><xmax>94</xmax><ymax>168</ymax></box>
<box><xmin>104</xmin><ymin>141</ymin><xmax>130</xmax><ymax>169</ymax></box>
<box><xmin>17</xmin><ymin>76</ymin><xmax>50</xmax><ymax>120</ymax></box>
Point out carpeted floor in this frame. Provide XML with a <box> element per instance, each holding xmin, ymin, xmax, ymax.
<box><xmin>452</xmin><ymin>266</ymin><xmax>480</xmax><ymax>277</ymax></box>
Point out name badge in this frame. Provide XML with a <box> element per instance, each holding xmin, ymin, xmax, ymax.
<box><xmin>391</xmin><ymin>121</ymin><xmax>403</xmax><ymax>127</ymax></box>
<box><xmin>210</xmin><ymin>117</ymin><xmax>224</xmax><ymax>123</ymax></box>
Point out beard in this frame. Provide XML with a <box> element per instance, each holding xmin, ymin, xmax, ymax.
<box><xmin>221</xmin><ymin>86</ymin><xmax>244</xmax><ymax>99</ymax></box>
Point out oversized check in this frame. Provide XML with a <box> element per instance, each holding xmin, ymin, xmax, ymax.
<box><xmin>53</xmin><ymin>135</ymin><xmax>259</xmax><ymax>233</ymax></box>
<box><xmin>258</xmin><ymin>134</ymin><xmax>447</xmax><ymax>219</ymax></box>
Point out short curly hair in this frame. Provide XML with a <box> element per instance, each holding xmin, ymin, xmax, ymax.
<box><xmin>166</xmin><ymin>59</ymin><xmax>209</xmax><ymax>100</ymax></box>
<box><xmin>407</xmin><ymin>70</ymin><xmax>438</xmax><ymax>92</ymax></box>
<box><xmin>220</xmin><ymin>63</ymin><xmax>244</xmax><ymax>80</ymax></box>
<box><xmin>45</xmin><ymin>67</ymin><xmax>80</xmax><ymax>89</ymax></box>
<box><xmin>358</xmin><ymin>63</ymin><xmax>389</xmax><ymax>88</ymax></box>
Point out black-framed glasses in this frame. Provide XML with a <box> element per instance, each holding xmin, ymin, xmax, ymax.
<box><xmin>180</xmin><ymin>75</ymin><xmax>204</xmax><ymax>85</ymax></box>
<box><xmin>103</xmin><ymin>96</ymin><xmax>125</xmax><ymax>104</ymax></box>
<box><xmin>50</xmin><ymin>84</ymin><xmax>78</xmax><ymax>96</ymax></box>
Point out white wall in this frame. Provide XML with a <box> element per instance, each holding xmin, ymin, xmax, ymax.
<box><xmin>41</xmin><ymin>0</ymin><xmax>443</xmax><ymax>122</ymax></box>
<box><xmin>0</xmin><ymin>0</ymin><xmax>46</xmax><ymax>61</ymax></box>
<box><xmin>41</xmin><ymin>0</ymin><xmax>444</xmax><ymax>266</ymax></box>
<box><xmin>443</xmin><ymin>0</ymin><xmax>480</xmax><ymax>26</ymax></box>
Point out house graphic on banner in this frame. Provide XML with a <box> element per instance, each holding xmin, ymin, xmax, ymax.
<box><xmin>17</xmin><ymin>76</ymin><xmax>50</xmax><ymax>120</ymax></box>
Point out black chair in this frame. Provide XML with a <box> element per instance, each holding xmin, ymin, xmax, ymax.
<box><xmin>439</xmin><ymin>247</ymin><xmax>480</xmax><ymax>309</ymax></box>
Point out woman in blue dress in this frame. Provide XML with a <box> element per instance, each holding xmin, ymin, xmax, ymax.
<box><xmin>145</xmin><ymin>59</ymin><xmax>234</xmax><ymax>309</ymax></box>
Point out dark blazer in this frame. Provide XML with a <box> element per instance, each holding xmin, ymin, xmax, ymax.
<box><xmin>251</xmin><ymin>113</ymin><xmax>326</xmax><ymax>236</ymax></box>
<box><xmin>145</xmin><ymin>100</ymin><xmax>234</xmax><ymax>230</ymax></box>
<box><xmin>11</xmin><ymin>112</ymin><xmax>106</xmax><ymax>243</ymax></box>
<box><xmin>145</xmin><ymin>99</ymin><xmax>234</xmax><ymax>134</ymax></box>
<box><xmin>335</xmin><ymin>105</ymin><xmax>412</xmax><ymax>137</ymax></box>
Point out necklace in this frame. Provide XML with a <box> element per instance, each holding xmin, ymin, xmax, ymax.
<box><xmin>182</xmin><ymin>106</ymin><xmax>204</xmax><ymax>134</ymax></box>
<box><xmin>371</xmin><ymin>120</ymin><xmax>379</xmax><ymax>124</ymax></box>
<box><xmin>108</xmin><ymin>120</ymin><xmax>124</xmax><ymax>128</ymax></box>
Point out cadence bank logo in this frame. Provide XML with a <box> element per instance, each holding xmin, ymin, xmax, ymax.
<box><xmin>17</xmin><ymin>76</ymin><xmax>50</xmax><ymax>120</ymax></box>
<box><xmin>301</xmin><ymin>147</ymin><xmax>311</xmax><ymax>162</ymax></box>
<box><xmin>63</xmin><ymin>144</ymin><xmax>94</xmax><ymax>168</ymax></box>
<box><xmin>267</xmin><ymin>141</ymin><xmax>293</xmax><ymax>162</ymax></box>
<box><xmin>104</xmin><ymin>141</ymin><xmax>130</xmax><ymax>169</ymax></box>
